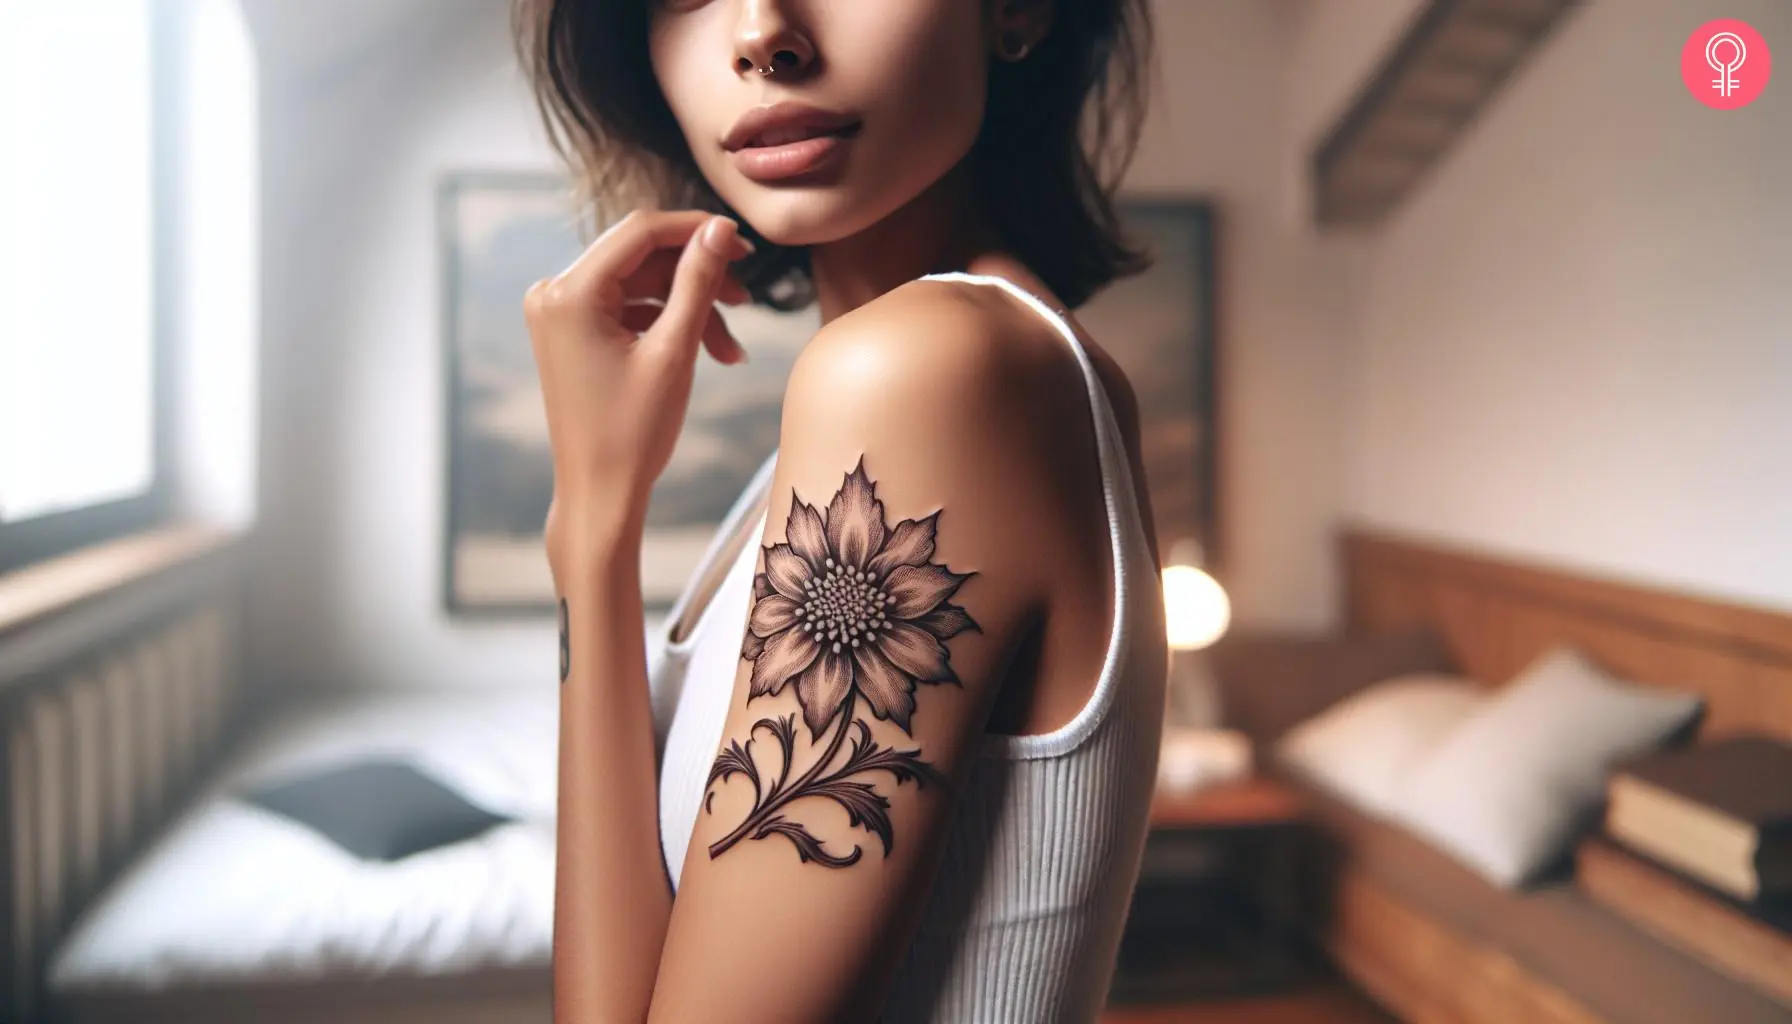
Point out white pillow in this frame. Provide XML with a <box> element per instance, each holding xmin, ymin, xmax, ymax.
<box><xmin>1384</xmin><ymin>646</ymin><xmax>1702</xmax><ymax>888</ymax></box>
<box><xmin>1275</xmin><ymin>673</ymin><xmax>1488</xmax><ymax>817</ymax></box>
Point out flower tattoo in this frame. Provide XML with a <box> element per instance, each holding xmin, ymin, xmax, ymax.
<box><xmin>706</xmin><ymin>457</ymin><xmax>980</xmax><ymax>867</ymax></box>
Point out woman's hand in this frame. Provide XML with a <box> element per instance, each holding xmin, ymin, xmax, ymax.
<box><xmin>524</xmin><ymin>210</ymin><xmax>756</xmax><ymax>569</ymax></box>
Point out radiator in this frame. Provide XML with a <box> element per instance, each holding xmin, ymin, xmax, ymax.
<box><xmin>0</xmin><ymin>546</ymin><xmax>249</xmax><ymax>1023</ymax></box>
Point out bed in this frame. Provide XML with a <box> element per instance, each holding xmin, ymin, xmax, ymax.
<box><xmin>1</xmin><ymin>543</ymin><xmax>559</xmax><ymax>1024</ymax></box>
<box><xmin>46</xmin><ymin>687</ymin><xmax>558</xmax><ymax>1024</ymax></box>
<box><xmin>1281</xmin><ymin>528</ymin><xmax>1792</xmax><ymax>1023</ymax></box>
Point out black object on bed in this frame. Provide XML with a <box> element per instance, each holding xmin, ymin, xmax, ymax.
<box><xmin>239</xmin><ymin>758</ymin><xmax>515</xmax><ymax>861</ymax></box>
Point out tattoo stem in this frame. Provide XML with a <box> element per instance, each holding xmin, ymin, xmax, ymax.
<box><xmin>710</xmin><ymin>691</ymin><xmax>856</xmax><ymax>858</ymax></box>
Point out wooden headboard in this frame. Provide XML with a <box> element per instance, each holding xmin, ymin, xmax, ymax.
<box><xmin>1340</xmin><ymin>529</ymin><xmax>1792</xmax><ymax>742</ymax></box>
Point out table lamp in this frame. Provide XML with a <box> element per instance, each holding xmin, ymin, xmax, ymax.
<box><xmin>1157</xmin><ymin>538</ymin><xmax>1248</xmax><ymax>790</ymax></box>
<box><xmin>1161</xmin><ymin>538</ymin><xmax>1231</xmax><ymax>654</ymax></box>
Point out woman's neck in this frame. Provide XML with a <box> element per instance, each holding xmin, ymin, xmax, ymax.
<box><xmin>807</xmin><ymin>157</ymin><xmax>1004</xmax><ymax>325</ymax></box>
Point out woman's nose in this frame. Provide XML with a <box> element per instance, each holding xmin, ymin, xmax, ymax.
<box><xmin>732</xmin><ymin>0</ymin><xmax>816</xmax><ymax>79</ymax></box>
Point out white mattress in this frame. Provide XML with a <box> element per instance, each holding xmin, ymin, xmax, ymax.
<box><xmin>47</xmin><ymin>686</ymin><xmax>560</xmax><ymax>994</ymax></box>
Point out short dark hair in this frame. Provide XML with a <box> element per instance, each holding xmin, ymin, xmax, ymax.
<box><xmin>514</xmin><ymin>1</ymin><xmax>1155</xmax><ymax>311</ymax></box>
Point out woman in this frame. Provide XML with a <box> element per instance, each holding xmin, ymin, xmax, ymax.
<box><xmin>517</xmin><ymin>1</ymin><xmax>1168</xmax><ymax>1020</ymax></box>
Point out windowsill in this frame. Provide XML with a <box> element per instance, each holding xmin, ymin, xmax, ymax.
<box><xmin>0</xmin><ymin>523</ymin><xmax>242</xmax><ymax>640</ymax></box>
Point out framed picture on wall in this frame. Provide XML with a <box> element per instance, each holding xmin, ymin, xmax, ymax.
<box><xmin>441</xmin><ymin>179</ymin><xmax>1216</xmax><ymax>614</ymax></box>
<box><xmin>1090</xmin><ymin>199</ymin><xmax>1220</xmax><ymax>570</ymax></box>
<box><xmin>439</xmin><ymin>171</ymin><xmax>820</xmax><ymax>616</ymax></box>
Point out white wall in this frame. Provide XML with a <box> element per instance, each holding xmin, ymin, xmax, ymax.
<box><xmin>1341</xmin><ymin>0</ymin><xmax>1792</xmax><ymax>612</ymax></box>
<box><xmin>251</xmin><ymin>0</ymin><xmax>565</xmax><ymax>691</ymax></box>
<box><xmin>1127</xmin><ymin>0</ymin><xmax>1362</xmax><ymax>631</ymax></box>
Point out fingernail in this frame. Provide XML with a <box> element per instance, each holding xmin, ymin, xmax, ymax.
<box><xmin>701</xmin><ymin>216</ymin><xmax>739</xmax><ymax>255</ymax></box>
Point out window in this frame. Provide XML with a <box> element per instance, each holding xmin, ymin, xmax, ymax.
<box><xmin>0</xmin><ymin>1</ymin><xmax>167</xmax><ymax>573</ymax></box>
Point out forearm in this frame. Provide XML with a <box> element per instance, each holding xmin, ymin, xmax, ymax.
<box><xmin>553</xmin><ymin>517</ymin><xmax>673</xmax><ymax>1024</ymax></box>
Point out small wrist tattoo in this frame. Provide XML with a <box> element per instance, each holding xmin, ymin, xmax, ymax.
<box><xmin>558</xmin><ymin>598</ymin><xmax>571</xmax><ymax>683</ymax></box>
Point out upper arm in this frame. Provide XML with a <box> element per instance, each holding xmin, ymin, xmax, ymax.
<box><xmin>647</xmin><ymin>291</ymin><xmax>1045</xmax><ymax>1023</ymax></box>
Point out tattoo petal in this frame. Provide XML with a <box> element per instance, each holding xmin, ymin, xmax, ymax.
<box><xmin>741</xmin><ymin>628</ymin><xmax>767</xmax><ymax>661</ymax></box>
<box><xmin>784</xmin><ymin>500</ymin><xmax>830</xmax><ymax>573</ymax></box>
<box><xmin>825</xmin><ymin>459</ymin><xmax>886</xmax><ymax>570</ymax></box>
<box><xmin>878</xmin><ymin>620</ymin><xmax>955</xmax><ymax>683</ymax></box>
<box><xmin>764</xmin><ymin>544</ymin><xmax>811</xmax><ymax>601</ymax></box>
<box><xmin>915</xmin><ymin>602</ymin><xmax>979</xmax><ymax>639</ymax></box>
<box><xmin>748</xmin><ymin>594</ymin><xmax>802</xmax><ymax>637</ymax></box>
<box><xmin>795</xmin><ymin>649</ymin><xmax>853</xmax><ymax>738</ymax></box>
<box><xmin>881</xmin><ymin>562</ymin><xmax>970</xmax><ymax>619</ymax></box>
<box><xmin>850</xmin><ymin>642</ymin><xmax>917</xmax><ymax>733</ymax></box>
<box><xmin>865</xmin><ymin>511</ymin><xmax>938</xmax><ymax>579</ymax></box>
<box><xmin>750</xmin><ymin>627</ymin><xmax>819</xmax><ymax>697</ymax></box>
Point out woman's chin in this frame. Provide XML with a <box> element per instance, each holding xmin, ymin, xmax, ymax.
<box><xmin>740</xmin><ymin>215</ymin><xmax>850</xmax><ymax>251</ymax></box>
<box><xmin>729</xmin><ymin>191</ymin><xmax>886</xmax><ymax>250</ymax></box>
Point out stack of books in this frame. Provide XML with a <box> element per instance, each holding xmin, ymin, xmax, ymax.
<box><xmin>1576</xmin><ymin>735</ymin><xmax>1792</xmax><ymax>1007</ymax></box>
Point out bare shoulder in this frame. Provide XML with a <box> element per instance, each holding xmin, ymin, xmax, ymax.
<box><xmin>791</xmin><ymin>280</ymin><xmax>1044</xmax><ymax>400</ymax></box>
<box><xmin>820</xmin><ymin>270</ymin><xmax>1156</xmax><ymax>572</ymax></box>
<box><xmin>780</xmin><ymin>276</ymin><xmax>1084</xmax><ymax>440</ymax></box>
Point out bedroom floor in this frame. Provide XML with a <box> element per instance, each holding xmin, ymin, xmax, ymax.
<box><xmin>1101</xmin><ymin>984</ymin><xmax>1396</xmax><ymax>1023</ymax></box>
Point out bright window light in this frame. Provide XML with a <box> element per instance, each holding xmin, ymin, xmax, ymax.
<box><xmin>0</xmin><ymin>1</ymin><xmax>156</xmax><ymax>524</ymax></box>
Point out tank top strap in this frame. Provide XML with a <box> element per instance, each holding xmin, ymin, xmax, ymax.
<box><xmin>915</xmin><ymin>271</ymin><xmax>1145</xmax><ymax>537</ymax></box>
<box><xmin>661</xmin><ymin>448</ymin><xmax>781</xmax><ymax>654</ymax></box>
<box><xmin>916</xmin><ymin>270</ymin><xmax>1146</xmax><ymax>760</ymax></box>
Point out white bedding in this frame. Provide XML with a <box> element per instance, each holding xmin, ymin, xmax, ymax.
<box><xmin>47</xmin><ymin>686</ymin><xmax>560</xmax><ymax>993</ymax></box>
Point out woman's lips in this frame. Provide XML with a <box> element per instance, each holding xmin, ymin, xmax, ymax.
<box><xmin>729</xmin><ymin>124</ymin><xmax>861</xmax><ymax>183</ymax></box>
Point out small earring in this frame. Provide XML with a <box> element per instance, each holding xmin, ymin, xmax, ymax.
<box><xmin>998</xmin><ymin>29</ymin><xmax>1031</xmax><ymax>62</ymax></box>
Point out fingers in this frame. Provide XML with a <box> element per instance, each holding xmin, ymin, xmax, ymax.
<box><xmin>556</xmin><ymin>209</ymin><xmax>714</xmax><ymax>303</ymax></box>
<box><xmin>619</xmin><ymin>301</ymin><xmax>748</xmax><ymax>365</ymax></box>
<box><xmin>701</xmin><ymin>310</ymin><xmax>750</xmax><ymax>364</ymax></box>
<box><xmin>645</xmin><ymin>216</ymin><xmax>749</xmax><ymax>361</ymax></box>
<box><xmin>620</xmin><ymin>247</ymin><xmax>751</xmax><ymax>306</ymax></box>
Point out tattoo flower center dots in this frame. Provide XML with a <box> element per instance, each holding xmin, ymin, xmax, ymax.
<box><xmin>741</xmin><ymin>455</ymin><xmax>982</xmax><ymax>738</ymax></box>
<box><xmin>801</xmin><ymin>558</ymin><xmax>892</xmax><ymax>655</ymax></box>
<box><xmin>709</xmin><ymin>456</ymin><xmax>981</xmax><ymax>867</ymax></box>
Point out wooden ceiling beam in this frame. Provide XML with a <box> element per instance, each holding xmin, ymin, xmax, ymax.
<box><xmin>1312</xmin><ymin>0</ymin><xmax>1580</xmax><ymax>229</ymax></box>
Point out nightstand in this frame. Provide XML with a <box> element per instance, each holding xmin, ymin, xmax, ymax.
<box><xmin>1110</xmin><ymin>777</ymin><xmax>1318</xmax><ymax>1004</ymax></box>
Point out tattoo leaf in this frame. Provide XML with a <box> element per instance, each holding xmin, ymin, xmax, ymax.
<box><xmin>753</xmin><ymin>816</ymin><xmax>862</xmax><ymax>868</ymax></box>
<box><xmin>707</xmin><ymin>739</ymin><xmax>760</xmax><ymax>795</ymax></box>
<box><xmin>837</xmin><ymin>719</ymin><xmax>949</xmax><ymax>789</ymax></box>
<box><xmin>754</xmin><ymin>714</ymin><xmax>798</xmax><ymax>793</ymax></box>
<box><xmin>807</xmin><ymin>778</ymin><xmax>895</xmax><ymax>856</ymax></box>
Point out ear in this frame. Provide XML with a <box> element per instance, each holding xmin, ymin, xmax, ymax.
<box><xmin>988</xmin><ymin>0</ymin><xmax>1054</xmax><ymax>60</ymax></box>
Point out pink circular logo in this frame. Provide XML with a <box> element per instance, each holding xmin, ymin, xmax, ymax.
<box><xmin>1682</xmin><ymin>19</ymin><xmax>1771</xmax><ymax>109</ymax></box>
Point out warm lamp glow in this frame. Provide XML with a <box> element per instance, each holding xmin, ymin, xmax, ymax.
<box><xmin>1161</xmin><ymin>539</ymin><xmax>1230</xmax><ymax>651</ymax></box>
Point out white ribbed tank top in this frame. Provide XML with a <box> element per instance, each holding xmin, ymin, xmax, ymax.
<box><xmin>647</xmin><ymin>271</ymin><xmax>1168</xmax><ymax>1022</ymax></box>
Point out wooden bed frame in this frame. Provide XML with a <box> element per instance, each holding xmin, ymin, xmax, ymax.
<box><xmin>1326</xmin><ymin>527</ymin><xmax>1792</xmax><ymax>1023</ymax></box>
